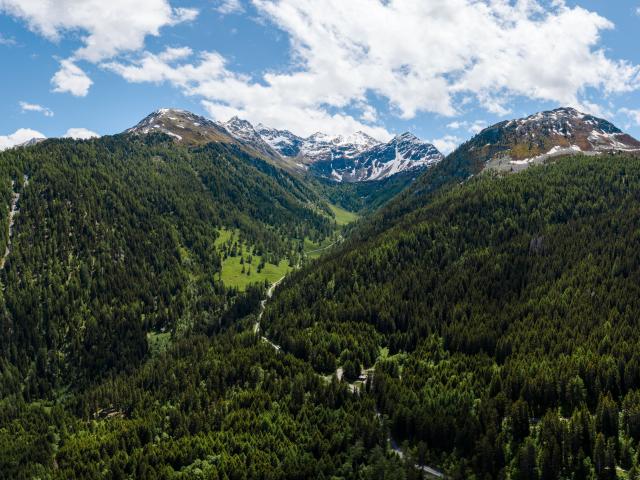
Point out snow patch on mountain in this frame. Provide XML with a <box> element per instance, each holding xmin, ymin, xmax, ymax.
<box><xmin>128</xmin><ymin>109</ymin><xmax>443</xmax><ymax>182</ymax></box>
<box><xmin>254</xmin><ymin>123</ymin><xmax>440</xmax><ymax>182</ymax></box>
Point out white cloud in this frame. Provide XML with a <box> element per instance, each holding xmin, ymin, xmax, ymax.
<box><xmin>620</xmin><ymin>108</ymin><xmax>640</xmax><ymax>126</ymax></box>
<box><xmin>0</xmin><ymin>0</ymin><xmax>198</xmax><ymax>62</ymax></box>
<box><xmin>446</xmin><ymin>120</ymin><xmax>487</xmax><ymax>134</ymax></box>
<box><xmin>252</xmin><ymin>0</ymin><xmax>639</xmax><ymax>115</ymax></box>
<box><xmin>0</xmin><ymin>128</ymin><xmax>46</xmax><ymax>151</ymax></box>
<box><xmin>431</xmin><ymin>135</ymin><xmax>462</xmax><ymax>155</ymax></box>
<box><xmin>63</xmin><ymin>128</ymin><xmax>100</xmax><ymax>139</ymax></box>
<box><xmin>158</xmin><ymin>46</ymin><xmax>194</xmax><ymax>62</ymax></box>
<box><xmin>0</xmin><ymin>0</ymin><xmax>198</xmax><ymax>96</ymax></box>
<box><xmin>104</xmin><ymin>47</ymin><xmax>392</xmax><ymax>138</ymax></box>
<box><xmin>51</xmin><ymin>60</ymin><xmax>93</xmax><ymax>97</ymax></box>
<box><xmin>19</xmin><ymin>101</ymin><xmax>54</xmax><ymax>117</ymax></box>
<box><xmin>103</xmin><ymin>0</ymin><xmax>639</xmax><ymax>138</ymax></box>
<box><xmin>215</xmin><ymin>0</ymin><xmax>244</xmax><ymax>14</ymax></box>
<box><xmin>359</xmin><ymin>103</ymin><xmax>378</xmax><ymax>123</ymax></box>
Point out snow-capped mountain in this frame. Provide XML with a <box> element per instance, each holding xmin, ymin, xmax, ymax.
<box><xmin>506</xmin><ymin>107</ymin><xmax>640</xmax><ymax>153</ymax></box>
<box><xmin>17</xmin><ymin>137</ymin><xmax>46</xmax><ymax>148</ymax></box>
<box><xmin>255</xmin><ymin>124</ymin><xmax>441</xmax><ymax>181</ymax></box>
<box><xmin>257</xmin><ymin>127</ymin><xmax>382</xmax><ymax>164</ymax></box>
<box><xmin>256</xmin><ymin>125</ymin><xmax>305</xmax><ymax>158</ymax></box>
<box><xmin>453</xmin><ymin>107</ymin><xmax>640</xmax><ymax>173</ymax></box>
<box><xmin>222</xmin><ymin>117</ymin><xmax>282</xmax><ymax>161</ymax></box>
<box><xmin>310</xmin><ymin>132</ymin><xmax>443</xmax><ymax>182</ymax></box>
<box><xmin>126</xmin><ymin>109</ymin><xmax>443</xmax><ymax>182</ymax></box>
<box><xmin>299</xmin><ymin>131</ymin><xmax>382</xmax><ymax>164</ymax></box>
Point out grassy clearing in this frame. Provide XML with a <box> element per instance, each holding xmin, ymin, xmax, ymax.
<box><xmin>329</xmin><ymin>204</ymin><xmax>359</xmax><ymax>226</ymax></box>
<box><xmin>220</xmin><ymin>254</ymin><xmax>291</xmax><ymax>291</ymax></box>
<box><xmin>216</xmin><ymin>228</ymin><xmax>292</xmax><ymax>290</ymax></box>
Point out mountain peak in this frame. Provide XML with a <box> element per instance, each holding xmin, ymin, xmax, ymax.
<box><xmin>395</xmin><ymin>132</ymin><xmax>419</xmax><ymax>141</ymax></box>
<box><xmin>222</xmin><ymin>116</ymin><xmax>282</xmax><ymax>161</ymax></box>
<box><xmin>223</xmin><ymin>116</ymin><xmax>258</xmax><ymax>135</ymax></box>
<box><xmin>127</xmin><ymin>108</ymin><xmax>441</xmax><ymax>183</ymax></box>
<box><xmin>225</xmin><ymin>116</ymin><xmax>253</xmax><ymax>127</ymax></box>
<box><xmin>307</xmin><ymin>132</ymin><xmax>333</xmax><ymax>142</ymax></box>
<box><xmin>127</xmin><ymin>109</ymin><xmax>237</xmax><ymax>146</ymax></box>
<box><xmin>341</xmin><ymin>131</ymin><xmax>382</xmax><ymax>148</ymax></box>
<box><xmin>448</xmin><ymin>107</ymin><xmax>640</xmax><ymax>175</ymax></box>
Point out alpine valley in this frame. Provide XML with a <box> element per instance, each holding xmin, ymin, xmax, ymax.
<box><xmin>3</xmin><ymin>104</ymin><xmax>640</xmax><ymax>480</ymax></box>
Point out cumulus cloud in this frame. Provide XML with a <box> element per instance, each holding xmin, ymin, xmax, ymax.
<box><xmin>253</xmin><ymin>0</ymin><xmax>638</xmax><ymax>115</ymax></box>
<box><xmin>51</xmin><ymin>60</ymin><xmax>93</xmax><ymax>97</ymax></box>
<box><xmin>215</xmin><ymin>0</ymin><xmax>244</xmax><ymax>14</ymax></box>
<box><xmin>0</xmin><ymin>128</ymin><xmax>46</xmax><ymax>151</ymax></box>
<box><xmin>103</xmin><ymin>0</ymin><xmax>639</xmax><ymax>137</ymax></box>
<box><xmin>19</xmin><ymin>101</ymin><xmax>53</xmax><ymax>117</ymax></box>
<box><xmin>430</xmin><ymin>135</ymin><xmax>462</xmax><ymax>155</ymax></box>
<box><xmin>104</xmin><ymin>47</ymin><xmax>392</xmax><ymax>138</ymax></box>
<box><xmin>0</xmin><ymin>0</ymin><xmax>198</xmax><ymax>96</ymax></box>
<box><xmin>63</xmin><ymin>128</ymin><xmax>100</xmax><ymax>139</ymax></box>
<box><xmin>0</xmin><ymin>0</ymin><xmax>198</xmax><ymax>62</ymax></box>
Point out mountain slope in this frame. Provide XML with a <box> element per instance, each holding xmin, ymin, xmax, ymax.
<box><xmin>0</xmin><ymin>133</ymin><xmax>334</xmax><ymax>397</ymax></box>
<box><xmin>128</xmin><ymin>108</ymin><xmax>235</xmax><ymax>145</ymax></box>
<box><xmin>310</xmin><ymin>132</ymin><xmax>443</xmax><ymax>181</ymax></box>
<box><xmin>451</xmin><ymin>107</ymin><xmax>640</xmax><ymax>174</ymax></box>
<box><xmin>127</xmin><ymin>109</ymin><xmax>444</xmax><ymax>183</ymax></box>
<box><xmin>256</xmin><ymin>124</ymin><xmax>306</xmax><ymax>158</ymax></box>
<box><xmin>359</xmin><ymin>107</ymin><xmax>640</xmax><ymax>239</ymax></box>
<box><xmin>263</xmin><ymin>153</ymin><xmax>640</xmax><ymax>478</ymax></box>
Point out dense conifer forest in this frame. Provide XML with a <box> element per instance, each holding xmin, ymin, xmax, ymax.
<box><xmin>3</xmin><ymin>133</ymin><xmax>640</xmax><ymax>479</ymax></box>
<box><xmin>0</xmin><ymin>133</ymin><xmax>334</xmax><ymax>396</ymax></box>
<box><xmin>264</xmin><ymin>154</ymin><xmax>640</xmax><ymax>478</ymax></box>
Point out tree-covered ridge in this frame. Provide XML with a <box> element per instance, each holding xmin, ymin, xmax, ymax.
<box><xmin>0</xmin><ymin>134</ymin><xmax>334</xmax><ymax>398</ymax></box>
<box><xmin>1</xmin><ymin>322</ymin><xmax>427</xmax><ymax>479</ymax></box>
<box><xmin>263</xmin><ymin>155</ymin><xmax>640</xmax><ymax>478</ymax></box>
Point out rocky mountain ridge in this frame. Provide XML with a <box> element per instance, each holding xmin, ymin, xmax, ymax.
<box><xmin>127</xmin><ymin>109</ymin><xmax>443</xmax><ymax>182</ymax></box>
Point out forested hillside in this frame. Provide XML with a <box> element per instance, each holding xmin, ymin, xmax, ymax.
<box><xmin>7</xmin><ymin>131</ymin><xmax>640</xmax><ymax>479</ymax></box>
<box><xmin>0</xmin><ymin>134</ymin><xmax>432</xmax><ymax>479</ymax></box>
<box><xmin>263</xmin><ymin>154</ymin><xmax>640</xmax><ymax>478</ymax></box>
<box><xmin>0</xmin><ymin>133</ymin><xmax>334</xmax><ymax>398</ymax></box>
<box><xmin>1</xmin><ymin>327</ymin><xmax>417</xmax><ymax>479</ymax></box>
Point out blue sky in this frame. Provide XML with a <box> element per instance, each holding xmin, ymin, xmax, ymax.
<box><xmin>0</xmin><ymin>0</ymin><xmax>639</xmax><ymax>153</ymax></box>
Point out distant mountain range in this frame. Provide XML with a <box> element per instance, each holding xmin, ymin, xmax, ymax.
<box><xmin>127</xmin><ymin>107</ymin><xmax>640</xmax><ymax>184</ymax></box>
<box><xmin>11</xmin><ymin>106</ymin><xmax>639</xmax><ymax>184</ymax></box>
<box><xmin>127</xmin><ymin>109</ymin><xmax>444</xmax><ymax>182</ymax></box>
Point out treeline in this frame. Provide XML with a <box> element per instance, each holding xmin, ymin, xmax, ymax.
<box><xmin>263</xmin><ymin>155</ymin><xmax>640</xmax><ymax>478</ymax></box>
